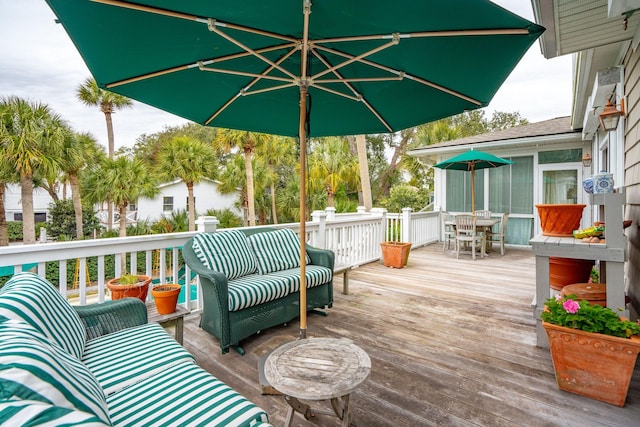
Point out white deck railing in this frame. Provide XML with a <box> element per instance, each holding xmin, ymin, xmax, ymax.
<box><xmin>0</xmin><ymin>208</ymin><xmax>441</xmax><ymax>309</ymax></box>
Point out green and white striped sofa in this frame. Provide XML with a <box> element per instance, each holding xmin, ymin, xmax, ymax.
<box><xmin>0</xmin><ymin>272</ymin><xmax>272</xmax><ymax>427</ymax></box>
<box><xmin>183</xmin><ymin>228</ymin><xmax>335</xmax><ymax>354</ymax></box>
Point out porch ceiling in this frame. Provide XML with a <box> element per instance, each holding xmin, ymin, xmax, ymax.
<box><xmin>533</xmin><ymin>0</ymin><xmax>640</xmax><ymax>59</ymax></box>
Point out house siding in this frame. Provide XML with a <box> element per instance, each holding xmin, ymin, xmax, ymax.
<box><xmin>624</xmin><ymin>45</ymin><xmax>640</xmax><ymax>318</ymax></box>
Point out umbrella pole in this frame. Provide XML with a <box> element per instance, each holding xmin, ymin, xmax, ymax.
<box><xmin>471</xmin><ymin>168</ymin><xmax>475</xmax><ymax>214</ymax></box>
<box><xmin>298</xmin><ymin>84</ymin><xmax>308</xmax><ymax>339</ymax></box>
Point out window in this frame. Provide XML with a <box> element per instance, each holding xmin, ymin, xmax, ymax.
<box><xmin>13</xmin><ymin>213</ymin><xmax>47</xmax><ymax>222</ymax></box>
<box><xmin>445</xmin><ymin>169</ymin><xmax>484</xmax><ymax>212</ymax></box>
<box><xmin>186</xmin><ymin>197</ymin><xmax>196</xmax><ymax>212</ymax></box>
<box><xmin>163</xmin><ymin>197</ymin><xmax>173</xmax><ymax>211</ymax></box>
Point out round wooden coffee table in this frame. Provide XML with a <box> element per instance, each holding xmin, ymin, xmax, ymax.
<box><xmin>264</xmin><ymin>337</ymin><xmax>371</xmax><ymax>426</ymax></box>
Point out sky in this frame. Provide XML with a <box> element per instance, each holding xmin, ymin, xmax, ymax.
<box><xmin>0</xmin><ymin>1</ymin><xmax>573</xmax><ymax>152</ymax></box>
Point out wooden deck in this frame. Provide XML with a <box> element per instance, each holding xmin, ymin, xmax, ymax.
<box><xmin>177</xmin><ymin>244</ymin><xmax>640</xmax><ymax>426</ymax></box>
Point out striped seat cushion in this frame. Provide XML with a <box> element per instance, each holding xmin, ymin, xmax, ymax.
<box><xmin>227</xmin><ymin>274</ymin><xmax>292</xmax><ymax>312</ymax></box>
<box><xmin>82</xmin><ymin>322</ymin><xmax>195</xmax><ymax>396</ymax></box>
<box><xmin>192</xmin><ymin>230</ymin><xmax>257</xmax><ymax>280</ymax></box>
<box><xmin>247</xmin><ymin>229</ymin><xmax>310</xmax><ymax>274</ymax></box>
<box><xmin>0</xmin><ymin>400</ymin><xmax>110</xmax><ymax>426</ymax></box>
<box><xmin>0</xmin><ymin>272</ymin><xmax>86</xmax><ymax>360</ymax></box>
<box><xmin>0</xmin><ymin>318</ymin><xmax>111</xmax><ymax>425</ymax></box>
<box><xmin>268</xmin><ymin>265</ymin><xmax>333</xmax><ymax>293</ymax></box>
<box><xmin>107</xmin><ymin>362</ymin><xmax>271</xmax><ymax>427</ymax></box>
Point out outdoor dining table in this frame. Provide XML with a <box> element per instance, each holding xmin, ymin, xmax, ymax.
<box><xmin>445</xmin><ymin>215</ymin><xmax>501</xmax><ymax>253</ymax></box>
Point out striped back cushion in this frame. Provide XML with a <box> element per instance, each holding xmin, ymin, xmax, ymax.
<box><xmin>0</xmin><ymin>272</ymin><xmax>86</xmax><ymax>359</ymax></box>
<box><xmin>191</xmin><ymin>231</ymin><xmax>257</xmax><ymax>280</ymax></box>
<box><xmin>0</xmin><ymin>318</ymin><xmax>111</xmax><ymax>425</ymax></box>
<box><xmin>248</xmin><ymin>228</ymin><xmax>309</xmax><ymax>274</ymax></box>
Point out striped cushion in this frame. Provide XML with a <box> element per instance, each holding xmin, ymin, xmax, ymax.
<box><xmin>107</xmin><ymin>362</ymin><xmax>270</xmax><ymax>427</ymax></box>
<box><xmin>0</xmin><ymin>400</ymin><xmax>109</xmax><ymax>426</ymax></box>
<box><xmin>227</xmin><ymin>274</ymin><xmax>292</xmax><ymax>312</ymax></box>
<box><xmin>0</xmin><ymin>318</ymin><xmax>111</xmax><ymax>425</ymax></box>
<box><xmin>192</xmin><ymin>231</ymin><xmax>257</xmax><ymax>280</ymax></box>
<box><xmin>268</xmin><ymin>265</ymin><xmax>333</xmax><ymax>293</ymax></box>
<box><xmin>247</xmin><ymin>229</ymin><xmax>309</xmax><ymax>274</ymax></box>
<box><xmin>82</xmin><ymin>322</ymin><xmax>196</xmax><ymax>396</ymax></box>
<box><xmin>0</xmin><ymin>272</ymin><xmax>86</xmax><ymax>360</ymax></box>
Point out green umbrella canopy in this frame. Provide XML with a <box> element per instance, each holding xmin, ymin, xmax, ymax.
<box><xmin>44</xmin><ymin>0</ymin><xmax>543</xmax><ymax>138</ymax></box>
<box><xmin>434</xmin><ymin>150</ymin><xmax>514</xmax><ymax>213</ymax></box>
<box><xmin>44</xmin><ymin>0</ymin><xmax>541</xmax><ymax>337</ymax></box>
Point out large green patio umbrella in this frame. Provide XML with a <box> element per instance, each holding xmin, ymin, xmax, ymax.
<box><xmin>434</xmin><ymin>149</ymin><xmax>514</xmax><ymax>213</ymax></box>
<box><xmin>44</xmin><ymin>0</ymin><xmax>542</xmax><ymax>338</ymax></box>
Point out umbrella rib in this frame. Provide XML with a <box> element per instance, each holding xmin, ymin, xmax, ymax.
<box><xmin>314</xmin><ymin>28</ymin><xmax>531</xmax><ymax>44</ymax></box>
<box><xmin>314</xmin><ymin>44</ymin><xmax>483</xmax><ymax>106</ymax></box>
<box><xmin>309</xmin><ymin>48</ymin><xmax>393</xmax><ymax>132</ymax></box>
<box><xmin>91</xmin><ymin>0</ymin><xmax>297</xmax><ymax>43</ymax></box>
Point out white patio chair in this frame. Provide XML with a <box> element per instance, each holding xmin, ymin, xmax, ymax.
<box><xmin>455</xmin><ymin>215</ymin><xmax>485</xmax><ymax>260</ymax></box>
<box><xmin>488</xmin><ymin>212</ymin><xmax>509</xmax><ymax>255</ymax></box>
<box><xmin>441</xmin><ymin>211</ymin><xmax>456</xmax><ymax>251</ymax></box>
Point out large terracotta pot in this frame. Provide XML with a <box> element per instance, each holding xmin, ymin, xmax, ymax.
<box><xmin>151</xmin><ymin>284</ymin><xmax>182</xmax><ymax>315</ymax></box>
<box><xmin>561</xmin><ymin>283</ymin><xmax>607</xmax><ymax>307</ymax></box>
<box><xmin>536</xmin><ymin>204</ymin><xmax>586</xmax><ymax>237</ymax></box>
<box><xmin>380</xmin><ymin>242</ymin><xmax>412</xmax><ymax>268</ymax></box>
<box><xmin>543</xmin><ymin>321</ymin><xmax>640</xmax><ymax>407</ymax></box>
<box><xmin>106</xmin><ymin>275</ymin><xmax>151</xmax><ymax>302</ymax></box>
<box><xmin>548</xmin><ymin>257</ymin><xmax>594</xmax><ymax>291</ymax></box>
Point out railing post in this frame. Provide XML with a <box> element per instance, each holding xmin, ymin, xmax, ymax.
<box><xmin>196</xmin><ymin>216</ymin><xmax>219</xmax><ymax>233</ymax></box>
<box><xmin>402</xmin><ymin>207</ymin><xmax>413</xmax><ymax>243</ymax></box>
<box><xmin>325</xmin><ymin>206</ymin><xmax>336</xmax><ymax>221</ymax></box>
<box><xmin>371</xmin><ymin>208</ymin><xmax>387</xmax><ymax>242</ymax></box>
<box><xmin>311</xmin><ymin>210</ymin><xmax>327</xmax><ymax>249</ymax></box>
<box><xmin>357</xmin><ymin>206</ymin><xmax>366</xmax><ymax>215</ymax></box>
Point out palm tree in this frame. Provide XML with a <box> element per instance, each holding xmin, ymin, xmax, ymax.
<box><xmin>83</xmin><ymin>155</ymin><xmax>158</xmax><ymax>237</ymax></box>
<box><xmin>0</xmin><ymin>159</ymin><xmax>18</xmax><ymax>246</ymax></box>
<box><xmin>0</xmin><ymin>96</ymin><xmax>67</xmax><ymax>244</ymax></box>
<box><xmin>156</xmin><ymin>136</ymin><xmax>218</xmax><ymax>231</ymax></box>
<box><xmin>355</xmin><ymin>134</ymin><xmax>373</xmax><ymax>211</ymax></box>
<box><xmin>61</xmin><ymin>132</ymin><xmax>105</xmax><ymax>239</ymax></box>
<box><xmin>76</xmin><ymin>78</ymin><xmax>132</xmax><ymax>158</ymax></box>
<box><xmin>255</xmin><ymin>135</ymin><xmax>296</xmax><ymax>224</ymax></box>
<box><xmin>308</xmin><ymin>137</ymin><xmax>359</xmax><ymax>208</ymax></box>
<box><xmin>215</xmin><ymin>129</ymin><xmax>270</xmax><ymax>226</ymax></box>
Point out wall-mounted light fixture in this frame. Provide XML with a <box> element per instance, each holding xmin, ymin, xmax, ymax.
<box><xmin>582</xmin><ymin>152</ymin><xmax>592</xmax><ymax>168</ymax></box>
<box><xmin>598</xmin><ymin>98</ymin><xmax>625</xmax><ymax>131</ymax></box>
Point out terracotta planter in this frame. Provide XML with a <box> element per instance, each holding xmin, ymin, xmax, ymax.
<box><xmin>543</xmin><ymin>321</ymin><xmax>640</xmax><ymax>407</ymax></box>
<box><xmin>380</xmin><ymin>242</ymin><xmax>412</xmax><ymax>268</ymax></box>
<box><xmin>151</xmin><ymin>284</ymin><xmax>182</xmax><ymax>315</ymax></box>
<box><xmin>561</xmin><ymin>283</ymin><xmax>607</xmax><ymax>307</ymax></box>
<box><xmin>106</xmin><ymin>275</ymin><xmax>151</xmax><ymax>302</ymax></box>
<box><xmin>535</xmin><ymin>204</ymin><xmax>586</xmax><ymax>237</ymax></box>
<box><xmin>548</xmin><ymin>257</ymin><xmax>594</xmax><ymax>291</ymax></box>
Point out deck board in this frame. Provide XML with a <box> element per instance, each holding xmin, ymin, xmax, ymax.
<box><xmin>176</xmin><ymin>244</ymin><xmax>640</xmax><ymax>426</ymax></box>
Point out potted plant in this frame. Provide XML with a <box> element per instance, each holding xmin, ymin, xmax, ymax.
<box><xmin>106</xmin><ymin>272</ymin><xmax>151</xmax><ymax>303</ymax></box>
<box><xmin>380</xmin><ymin>241</ymin><xmax>412</xmax><ymax>268</ymax></box>
<box><xmin>541</xmin><ymin>294</ymin><xmax>640</xmax><ymax>406</ymax></box>
<box><xmin>151</xmin><ymin>284</ymin><xmax>182</xmax><ymax>315</ymax></box>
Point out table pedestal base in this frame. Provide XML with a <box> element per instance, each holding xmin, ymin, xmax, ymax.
<box><xmin>284</xmin><ymin>394</ymin><xmax>352</xmax><ymax>427</ymax></box>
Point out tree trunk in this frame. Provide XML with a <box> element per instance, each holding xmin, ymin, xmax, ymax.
<box><xmin>244</xmin><ymin>148</ymin><xmax>256</xmax><ymax>226</ymax></box>
<box><xmin>356</xmin><ymin>134</ymin><xmax>372</xmax><ymax>211</ymax></box>
<box><xmin>105</xmin><ymin>111</ymin><xmax>115</xmax><ymax>231</ymax></box>
<box><xmin>378</xmin><ymin>129</ymin><xmax>414</xmax><ymax>198</ymax></box>
<box><xmin>119</xmin><ymin>204</ymin><xmax>127</xmax><ymax>272</ymax></box>
<box><xmin>327</xmin><ymin>189</ymin><xmax>335</xmax><ymax>207</ymax></box>
<box><xmin>69</xmin><ymin>173</ymin><xmax>84</xmax><ymax>239</ymax></box>
<box><xmin>0</xmin><ymin>185</ymin><xmax>8</xmax><ymax>246</ymax></box>
<box><xmin>270</xmin><ymin>182</ymin><xmax>278</xmax><ymax>224</ymax></box>
<box><xmin>21</xmin><ymin>174</ymin><xmax>36</xmax><ymax>244</ymax></box>
<box><xmin>187</xmin><ymin>182</ymin><xmax>195</xmax><ymax>231</ymax></box>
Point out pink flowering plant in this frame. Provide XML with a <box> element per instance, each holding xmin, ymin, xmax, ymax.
<box><xmin>542</xmin><ymin>294</ymin><xmax>640</xmax><ymax>338</ymax></box>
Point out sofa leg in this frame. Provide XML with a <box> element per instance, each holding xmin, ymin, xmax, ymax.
<box><xmin>233</xmin><ymin>345</ymin><xmax>245</xmax><ymax>356</ymax></box>
<box><xmin>310</xmin><ymin>309</ymin><xmax>328</xmax><ymax>317</ymax></box>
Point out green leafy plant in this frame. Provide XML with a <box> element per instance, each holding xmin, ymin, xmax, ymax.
<box><xmin>115</xmin><ymin>272</ymin><xmax>143</xmax><ymax>285</ymax></box>
<box><xmin>542</xmin><ymin>295</ymin><xmax>640</xmax><ymax>338</ymax></box>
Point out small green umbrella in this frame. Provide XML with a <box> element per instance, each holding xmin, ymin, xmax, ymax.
<box><xmin>434</xmin><ymin>149</ymin><xmax>514</xmax><ymax>213</ymax></box>
<box><xmin>44</xmin><ymin>0</ymin><xmax>541</xmax><ymax>338</ymax></box>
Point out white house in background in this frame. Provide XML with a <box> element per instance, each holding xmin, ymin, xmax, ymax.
<box><xmin>4</xmin><ymin>184</ymin><xmax>62</xmax><ymax>223</ymax></box>
<box><xmin>135</xmin><ymin>178</ymin><xmax>239</xmax><ymax>222</ymax></box>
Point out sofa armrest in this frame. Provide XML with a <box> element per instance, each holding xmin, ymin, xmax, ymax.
<box><xmin>306</xmin><ymin>244</ymin><xmax>335</xmax><ymax>270</ymax></box>
<box><xmin>74</xmin><ymin>298</ymin><xmax>148</xmax><ymax>341</ymax></box>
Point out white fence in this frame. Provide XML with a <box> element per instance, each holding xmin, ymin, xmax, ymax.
<box><xmin>0</xmin><ymin>208</ymin><xmax>441</xmax><ymax>309</ymax></box>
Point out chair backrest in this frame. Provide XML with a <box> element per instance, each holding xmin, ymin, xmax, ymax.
<box><xmin>474</xmin><ymin>210</ymin><xmax>492</xmax><ymax>219</ymax></box>
<box><xmin>500</xmin><ymin>212</ymin><xmax>509</xmax><ymax>235</ymax></box>
<box><xmin>455</xmin><ymin>215</ymin><xmax>476</xmax><ymax>234</ymax></box>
